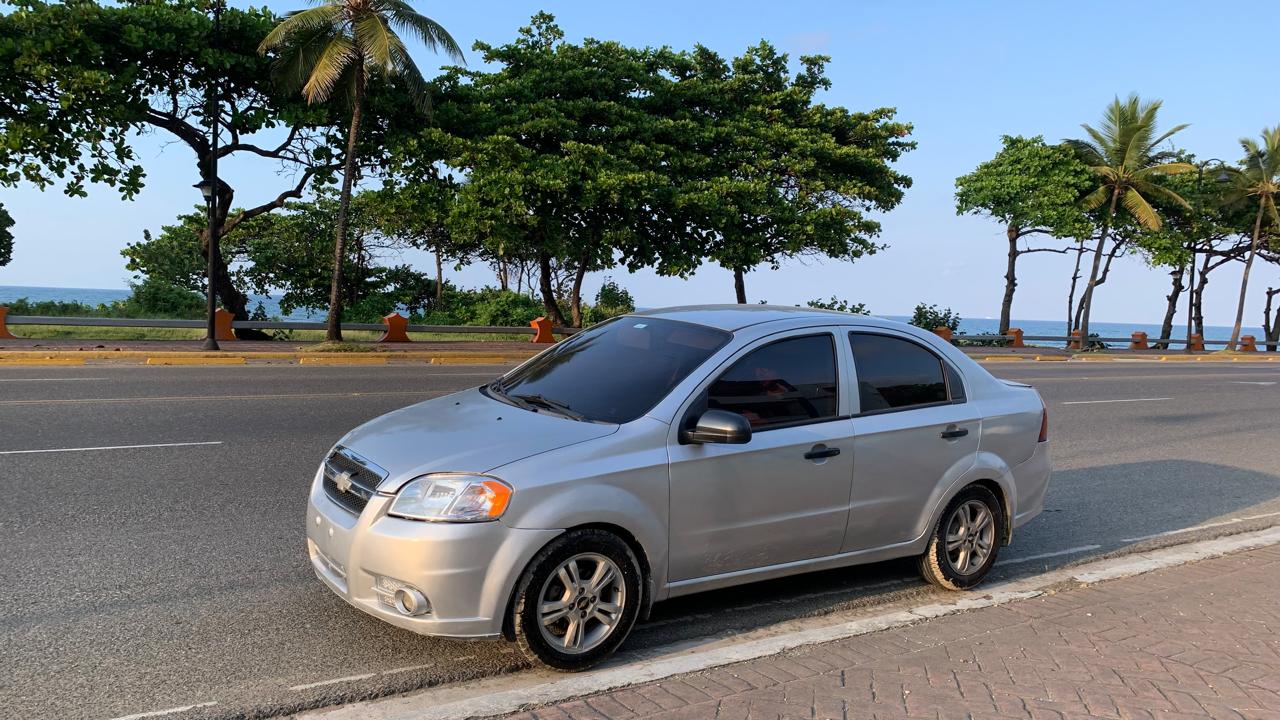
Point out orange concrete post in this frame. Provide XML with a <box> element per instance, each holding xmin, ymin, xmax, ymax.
<box><xmin>530</xmin><ymin>316</ymin><xmax>556</xmax><ymax>344</ymax></box>
<box><xmin>932</xmin><ymin>326</ymin><xmax>953</xmax><ymax>343</ymax></box>
<box><xmin>1007</xmin><ymin>328</ymin><xmax>1025</xmax><ymax>348</ymax></box>
<box><xmin>378</xmin><ymin>312</ymin><xmax>411</xmax><ymax>343</ymax></box>
<box><xmin>1239</xmin><ymin>335</ymin><xmax>1258</xmax><ymax>352</ymax></box>
<box><xmin>1189</xmin><ymin>333</ymin><xmax>1205</xmax><ymax>351</ymax></box>
<box><xmin>213</xmin><ymin>308</ymin><xmax>236</xmax><ymax>341</ymax></box>
<box><xmin>0</xmin><ymin>306</ymin><xmax>15</xmax><ymax>339</ymax></box>
<box><xmin>1067</xmin><ymin>330</ymin><xmax>1082</xmax><ymax>350</ymax></box>
<box><xmin>1129</xmin><ymin>331</ymin><xmax>1149</xmax><ymax>350</ymax></box>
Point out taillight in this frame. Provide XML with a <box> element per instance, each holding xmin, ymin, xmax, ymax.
<box><xmin>1038</xmin><ymin>406</ymin><xmax>1049</xmax><ymax>443</ymax></box>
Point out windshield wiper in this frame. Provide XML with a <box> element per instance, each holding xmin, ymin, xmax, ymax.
<box><xmin>511</xmin><ymin>393</ymin><xmax>585</xmax><ymax>421</ymax></box>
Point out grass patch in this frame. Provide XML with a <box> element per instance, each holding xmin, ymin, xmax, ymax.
<box><xmin>7</xmin><ymin>325</ymin><xmax>534</xmax><ymax>343</ymax></box>
<box><xmin>308</xmin><ymin>341</ymin><xmax>378</xmax><ymax>353</ymax></box>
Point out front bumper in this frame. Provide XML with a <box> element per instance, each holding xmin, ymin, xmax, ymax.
<box><xmin>306</xmin><ymin>474</ymin><xmax>561</xmax><ymax>639</ymax></box>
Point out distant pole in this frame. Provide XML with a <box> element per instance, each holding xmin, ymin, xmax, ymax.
<box><xmin>202</xmin><ymin>0</ymin><xmax>223</xmax><ymax>351</ymax></box>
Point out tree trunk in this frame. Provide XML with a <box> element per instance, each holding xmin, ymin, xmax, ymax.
<box><xmin>537</xmin><ymin>251</ymin><xmax>569</xmax><ymax>326</ymax></box>
<box><xmin>1000</xmin><ymin>224</ymin><xmax>1020</xmax><ymax>336</ymax></box>
<box><xmin>1077</xmin><ymin>190</ymin><xmax>1119</xmax><ymax>348</ymax></box>
<box><xmin>1193</xmin><ymin>253</ymin><xmax>1212</xmax><ymax>338</ymax></box>
<box><xmin>1263</xmin><ymin>288</ymin><xmax>1280</xmax><ymax>352</ymax></box>
<box><xmin>1156</xmin><ymin>266</ymin><xmax>1185</xmax><ymax>350</ymax></box>
<box><xmin>325</xmin><ymin>63</ymin><xmax>365</xmax><ymax>343</ymax></box>
<box><xmin>734</xmin><ymin>267</ymin><xmax>747</xmax><ymax>304</ymax></box>
<box><xmin>1227</xmin><ymin>203</ymin><xmax>1267</xmax><ymax>350</ymax></box>
<box><xmin>434</xmin><ymin>249</ymin><xmax>444</xmax><ymax>303</ymax></box>
<box><xmin>569</xmin><ymin>250</ymin><xmax>589</xmax><ymax>328</ymax></box>
<box><xmin>1066</xmin><ymin>240</ymin><xmax>1086</xmax><ymax>333</ymax></box>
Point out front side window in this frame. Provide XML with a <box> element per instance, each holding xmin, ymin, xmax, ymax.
<box><xmin>704</xmin><ymin>334</ymin><xmax>839</xmax><ymax>430</ymax></box>
<box><xmin>849</xmin><ymin>333</ymin><xmax>951</xmax><ymax>413</ymax></box>
<box><xmin>490</xmin><ymin>317</ymin><xmax>731</xmax><ymax>424</ymax></box>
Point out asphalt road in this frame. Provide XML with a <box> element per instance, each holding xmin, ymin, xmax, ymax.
<box><xmin>3</xmin><ymin>360</ymin><xmax>1280</xmax><ymax>720</ymax></box>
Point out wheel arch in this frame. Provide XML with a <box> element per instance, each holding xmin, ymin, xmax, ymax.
<box><xmin>500</xmin><ymin>521</ymin><xmax>655</xmax><ymax>641</ymax></box>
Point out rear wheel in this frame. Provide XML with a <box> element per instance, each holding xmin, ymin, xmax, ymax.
<box><xmin>919</xmin><ymin>485</ymin><xmax>1004</xmax><ymax>590</ymax></box>
<box><xmin>512</xmin><ymin>529</ymin><xmax>642</xmax><ymax>671</ymax></box>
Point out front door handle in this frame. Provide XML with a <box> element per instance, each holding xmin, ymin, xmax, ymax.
<box><xmin>940</xmin><ymin>427</ymin><xmax>969</xmax><ymax>440</ymax></box>
<box><xmin>804</xmin><ymin>445</ymin><xmax>841</xmax><ymax>460</ymax></box>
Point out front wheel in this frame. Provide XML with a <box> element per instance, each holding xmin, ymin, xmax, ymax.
<box><xmin>512</xmin><ymin>529</ymin><xmax>643</xmax><ymax>671</ymax></box>
<box><xmin>919</xmin><ymin>485</ymin><xmax>1004</xmax><ymax>590</ymax></box>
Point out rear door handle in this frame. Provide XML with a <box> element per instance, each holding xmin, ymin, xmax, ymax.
<box><xmin>940</xmin><ymin>427</ymin><xmax>969</xmax><ymax>440</ymax></box>
<box><xmin>804</xmin><ymin>445</ymin><xmax>841</xmax><ymax>460</ymax></box>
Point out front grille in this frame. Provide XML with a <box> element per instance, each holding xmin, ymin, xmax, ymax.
<box><xmin>321</xmin><ymin>447</ymin><xmax>387</xmax><ymax>516</ymax></box>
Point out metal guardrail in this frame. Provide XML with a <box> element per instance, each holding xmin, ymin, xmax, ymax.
<box><xmin>4</xmin><ymin>315</ymin><xmax>578</xmax><ymax>335</ymax></box>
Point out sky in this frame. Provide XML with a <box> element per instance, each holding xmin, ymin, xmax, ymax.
<box><xmin>3</xmin><ymin>0</ymin><xmax>1278</xmax><ymax>327</ymax></box>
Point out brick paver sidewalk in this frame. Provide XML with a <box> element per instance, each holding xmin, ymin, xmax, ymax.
<box><xmin>515</xmin><ymin>546</ymin><xmax>1280</xmax><ymax>720</ymax></box>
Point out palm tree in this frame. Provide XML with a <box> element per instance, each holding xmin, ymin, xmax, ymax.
<box><xmin>259</xmin><ymin>0</ymin><xmax>463</xmax><ymax>341</ymax></box>
<box><xmin>1225</xmin><ymin>127</ymin><xmax>1280</xmax><ymax>350</ymax></box>
<box><xmin>1066</xmin><ymin>95</ymin><xmax>1193</xmax><ymax>347</ymax></box>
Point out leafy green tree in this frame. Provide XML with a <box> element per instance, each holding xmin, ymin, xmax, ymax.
<box><xmin>425</xmin><ymin>14</ymin><xmax>671</xmax><ymax>327</ymax></box>
<box><xmin>0</xmin><ymin>0</ymin><xmax>342</xmax><ymax>325</ymax></box>
<box><xmin>364</xmin><ymin>177</ymin><xmax>466</xmax><ymax>304</ymax></box>
<box><xmin>1066</xmin><ymin>95</ymin><xmax>1193</xmax><ymax>344</ymax></box>
<box><xmin>665</xmin><ymin>43</ymin><xmax>914</xmax><ymax>302</ymax></box>
<box><xmin>1224</xmin><ymin>127</ymin><xmax>1280</xmax><ymax>349</ymax></box>
<box><xmin>259</xmin><ymin>0</ymin><xmax>463</xmax><ymax>341</ymax></box>
<box><xmin>0</xmin><ymin>203</ymin><xmax>13</xmax><ymax>266</ymax></box>
<box><xmin>955</xmin><ymin>136</ymin><xmax>1093</xmax><ymax>334</ymax></box>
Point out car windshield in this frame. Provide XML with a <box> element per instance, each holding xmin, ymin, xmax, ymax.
<box><xmin>489</xmin><ymin>317</ymin><xmax>731</xmax><ymax>424</ymax></box>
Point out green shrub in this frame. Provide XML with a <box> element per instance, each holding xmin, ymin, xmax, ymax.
<box><xmin>909</xmin><ymin>303</ymin><xmax>961</xmax><ymax>332</ymax></box>
<box><xmin>125</xmin><ymin>277</ymin><xmax>205</xmax><ymax>318</ymax></box>
<box><xmin>806</xmin><ymin>297</ymin><xmax>869</xmax><ymax>314</ymax></box>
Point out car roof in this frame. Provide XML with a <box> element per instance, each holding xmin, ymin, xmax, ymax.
<box><xmin>630</xmin><ymin>304</ymin><xmax>913</xmax><ymax>332</ymax></box>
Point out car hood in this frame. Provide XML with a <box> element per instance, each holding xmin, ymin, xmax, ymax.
<box><xmin>335</xmin><ymin>387</ymin><xmax>618</xmax><ymax>491</ymax></box>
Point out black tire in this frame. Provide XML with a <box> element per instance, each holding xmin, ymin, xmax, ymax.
<box><xmin>512</xmin><ymin>529</ymin><xmax>643</xmax><ymax>671</ymax></box>
<box><xmin>919</xmin><ymin>485</ymin><xmax>1004</xmax><ymax>591</ymax></box>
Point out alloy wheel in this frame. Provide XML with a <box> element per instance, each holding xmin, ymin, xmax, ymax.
<box><xmin>536</xmin><ymin>552</ymin><xmax>627</xmax><ymax>654</ymax></box>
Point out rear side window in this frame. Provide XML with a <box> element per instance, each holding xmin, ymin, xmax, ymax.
<box><xmin>706</xmin><ymin>334</ymin><xmax>839</xmax><ymax>430</ymax></box>
<box><xmin>849</xmin><ymin>333</ymin><xmax>954</xmax><ymax>413</ymax></box>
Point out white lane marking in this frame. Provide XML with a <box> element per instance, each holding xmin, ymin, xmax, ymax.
<box><xmin>1232</xmin><ymin>381</ymin><xmax>1277</xmax><ymax>385</ymax></box>
<box><xmin>0</xmin><ymin>377</ymin><xmax>108</xmax><ymax>382</ymax></box>
<box><xmin>1061</xmin><ymin>397</ymin><xmax>1172</xmax><ymax>405</ymax></box>
<box><xmin>1121</xmin><ymin>511</ymin><xmax>1280</xmax><ymax>543</ymax></box>
<box><xmin>107</xmin><ymin>702</ymin><xmax>217</xmax><ymax>720</ymax></box>
<box><xmin>0</xmin><ymin>390</ymin><xmax>439</xmax><ymax>406</ymax></box>
<box><xmin>0</xmin><ymin>441</ymin><xmax>222</xmax><ymax>456</ymax></box>
<box><xmin>998</xmin><ymin>545</ymin><xmax>1101</xmax><ymax>565</ymax></box>
<box><xmin>379</xmin><ymin>663</ymin><xmax>435</xmax><ymax>676</ymax></box>
<box><xmin>290</xmin><ymin>673</ymin><xmax>377</xmax><ymax>691</ymax></box>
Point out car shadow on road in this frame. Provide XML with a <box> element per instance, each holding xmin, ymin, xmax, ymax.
<box><xmin>634</xmin><ymin>460</ymin><xmax>1280</xmax><ymax>649</ymax></box>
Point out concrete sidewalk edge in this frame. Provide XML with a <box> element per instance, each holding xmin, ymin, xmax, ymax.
<box><xmin>302</xmin><ymin>525</ymin><xmax>1280</xmax><ymax>720</ymax></box>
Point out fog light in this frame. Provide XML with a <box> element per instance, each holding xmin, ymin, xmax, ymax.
<box><xmin>373</xmin><ymin>575</ymin><xmax>430</xmax><ymax>616</ymax></box>
<box><xmin>394</xmin><ymin>587</ymin><xmax>430</xmax><ymax>617</ymax></box>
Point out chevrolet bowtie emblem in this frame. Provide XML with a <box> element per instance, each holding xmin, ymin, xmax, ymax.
<box><xmin>334</xmin><ymin>471</ymin><xmax>354</xmax><ymax>494</ymax></box>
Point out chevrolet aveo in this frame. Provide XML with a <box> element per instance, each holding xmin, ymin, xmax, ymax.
<box><xmin>307</xmin><ymin>306</ymin><xmax>1050</xmax><ymax>670</ymax></box>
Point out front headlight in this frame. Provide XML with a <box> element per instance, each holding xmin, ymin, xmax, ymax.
<box><xmin>388</xmin><ymin>474</ymin><xmax>513</xmax><ymax>522</ymax></box>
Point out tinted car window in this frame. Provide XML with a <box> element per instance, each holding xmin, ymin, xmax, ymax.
<box><xmin>705</xmin><ymin>335</ymin><xmax>839</xmax><ymax>429</ymax></box>
<box><xmin>849</xmin><ymin>333</ymin><xmax>949</xmax><ymax>412</ymax></box>
<box><xmin>492</xmin><ymin>317</ymin><xmax>731</xmax><ymax>424</ymax></box>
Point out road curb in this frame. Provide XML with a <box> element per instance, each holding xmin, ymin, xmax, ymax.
<box><xmin>0</xmin><ymin>357</ymin><xmax>87</xmax><ymax>365</ymax></box>
<box><xmin>301</xmin><ymin>526</ymin><xmax>1280</xmax><ymax>720</ymax></box>
<box><xmin>146</xmin><ymin>357</ymin><xmax>247</xmax><ymax>366</ymax></box>
<box><xmin>299</xmin><ymin>356</ymin><xmax>390</xmax><ymax>365</ymax></box>
<box><xmin>0</xmin><ymin>350</ymin><xmax>535</xmax><ymax>366</ymax></box>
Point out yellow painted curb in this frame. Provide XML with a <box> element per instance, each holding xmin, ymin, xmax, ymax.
<box><xmin>0</xmin><ymin>350</ymin><xmax>538</xmax><ymax>362</ymax></box>
<box><xmin>1034</xmin><ymin>355</ymin><xmax>1069</xmax><ymax>362</ymax></box>
<box><xmin>430</xmin><ymin>356</ymin><xmax>508</xmax><ymax>365</ymax></box>
<box><xmin>299</xmin><ymin>356</ymin><xmax>389</xmax><ymax>365</ymax></box>
<box><xmin>146</xmin><ymin>357</ymin><xmax>246</xmax><ymax>366</ymax></box>
<box><xmin>979</xmin><ymin>356</ymin><xmax>1031</xmax><ymax>362</ymax></box>
<box><xmin>0</xmin><ymin>357</ymin><xmax>86</xmax><ymax>365</ymax></box>
<box><xmin>1074</xmin><ymin>355</ymin><xmax>1117</xmax><ymax>362</ymax></box>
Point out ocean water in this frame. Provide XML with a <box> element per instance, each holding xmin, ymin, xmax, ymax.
<box><xmin>0</xmin><ymin>285</ymin><xmax>321</xmax><ymax>322</ymax></box>
<box><xmin>0</xmin><ymin>285</ymin><xmax>1265</xmax><ymax>346</ymax></box>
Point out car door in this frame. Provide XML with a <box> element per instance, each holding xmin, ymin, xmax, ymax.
<box><xmin>842</xmin><ymin>331</ymin><xmax>980</xmax><ymax>552</ymax></box>
<box><xmin>667</xmin><ymin>331</ymin><xmax>855</xmax><ymax>582</ymax></box>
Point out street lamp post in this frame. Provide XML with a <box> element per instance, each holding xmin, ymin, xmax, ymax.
<box><xmin>194</xmin><ymin>0</ymin><xmax>224</xmax><ymax>352</ymax></box>
<box><xmin>1186</xmin><ymin>159</ymin><xmax>1230</xmax><ymax>352</ymax></box>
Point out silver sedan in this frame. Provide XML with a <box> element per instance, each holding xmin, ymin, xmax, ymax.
<box><xmin>306</xmin><ymin>305</ymin><xmax>1050</xmax><ymax>670</ymax></box>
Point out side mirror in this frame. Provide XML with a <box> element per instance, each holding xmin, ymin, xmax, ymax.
<box><xmin>681</xmin><ymin>409</ymin><xmax>752</xmax><ymax>445</ymax></box>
